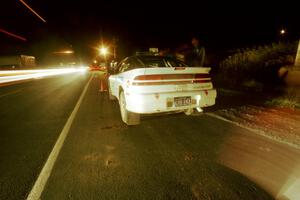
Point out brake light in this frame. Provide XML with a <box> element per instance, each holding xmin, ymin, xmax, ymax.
<box><xmin>194</xmin><ymin>74</ymin><xmax>210</xmax><ymax>79</ymax></box>
<box><xmin>134</xmin><ymin>74</ymin><xmax>194</xmax><ymax>81</ymax></box>
<box><xmin>193</xmin><ymin>73</ymin><xmax>211</xmax><ymax>83</ymax></box>
<box><xmin>134</xmin><ymin>75</ymin><xmax>163</xmax><ymax>81</ymax></box>
<box><xmin>132</xmin><ymin>73</ymin><xmax>211</xmax><ymax>85</ymax></box>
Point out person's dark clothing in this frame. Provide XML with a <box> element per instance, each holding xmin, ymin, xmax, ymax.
<box><xmin>185</xmin><ymin>46</ymin><xmax>205</xmax><ymax>66</ymax></box>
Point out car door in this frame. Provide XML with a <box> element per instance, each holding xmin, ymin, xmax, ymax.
<box><xmin>110</xmin><ymin>57</ymin><xmax>142</xmax><ymax>97</ymax></box>
<box><xmin>109</xmin><ymin>58</ymin><xmax>130</xmax><ymax>98</ymax></box>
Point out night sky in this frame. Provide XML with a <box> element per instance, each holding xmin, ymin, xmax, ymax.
<box><xmin>0</xmin><ymin>0</ymin><xmax>299</xmax><ymax>62</ymax></box>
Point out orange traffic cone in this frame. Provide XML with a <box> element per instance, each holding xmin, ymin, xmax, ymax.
<box><xmin>99</xmin><ymin>73</ymin><xmax>108</xmax><ymax>92</ymax></box>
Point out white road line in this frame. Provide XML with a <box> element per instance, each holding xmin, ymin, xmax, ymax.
<box><xmin>26</xmin><ymin>76</ymin><xmax>93</xmax><ymax>200</ymax></box>
<box><xmin>0</xmin><ymin>89</ymin><xmax>22</xmax><ymax>98</ymax></box>
<box><xmin>206</xmin><ymin>112</ymin><xmax>300</xmax><ymax>150</ymax></box>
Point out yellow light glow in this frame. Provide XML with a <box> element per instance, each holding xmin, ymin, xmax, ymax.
<box><xmin>53</xmin><ymin>50</ymin><xmax>74</xmax><ymax>54</ymax></box>
<box><xmin>0</xmin><ymin>67</ymin><xmax>87</xmax><ymax>84</ymax></box>
<box><xmin>280</xmin><ymin>29</ymin><xmax>286</xmax><ymax>35</ymax></box>
<box><xmin>63</xmin><ymin>50</ymin><xmax>74</xmax><ymax>54</ymax></box>
<box><xmin>99</xmin><ymin>47</ymin><xmax>108</xmax><ymax>56</ymax></box>
<box><xmin>93</xmin><ymin>60</ymin><xmax>98</xmax><ymax>64</ymax></box>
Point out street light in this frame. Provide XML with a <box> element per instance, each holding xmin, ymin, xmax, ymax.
<box><xmin>280</xmin><ymin>29</ymin><xmax>286</xmax><ymax>35</ymax></box>
<box><xmin>99</xmin><ymin>47</ymin><xmax>108</xmax><ymax>56</ymax></box>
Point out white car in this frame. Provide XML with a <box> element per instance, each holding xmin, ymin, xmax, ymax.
<box><xmin>108</xmin><ymin>55</ymin><xmax>217</xmax><ymax>125</ymax></box>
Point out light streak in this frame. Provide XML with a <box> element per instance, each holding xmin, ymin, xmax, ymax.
<box><xmin>19</xmin><ymin>0</ymin><xmax>46</xmax><ymax>23</ymax></box>
<box><xmin>0</xmin><ymin>67</ymin><xmax>87</xmax><ymax>84</ymax></box>
<box><xmin>0</xmin><ymin>28</ymin><xmax>27</xmax><ymax>41</ymax></box>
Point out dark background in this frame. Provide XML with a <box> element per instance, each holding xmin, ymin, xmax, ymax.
<box><xmin>0</xmin><ymin>0</ymin><xmax>299</xmax><ymax>64</ymax></box>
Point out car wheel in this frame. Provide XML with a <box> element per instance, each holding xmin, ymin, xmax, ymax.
<box><xmin>108</xmin><ymin>81</ymin><xmax>117</xmax><ymax>100</ymax></box>
<box><xmin>119</xmin><ymin>91</ymin><xmax>140</xmax><ymax>125</ymax></box>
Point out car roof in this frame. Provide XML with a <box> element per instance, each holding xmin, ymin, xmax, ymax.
<box><xmin>132</xmin><ymin>55</ymin><xmax>173</xmax><ymax>60</ymax></box>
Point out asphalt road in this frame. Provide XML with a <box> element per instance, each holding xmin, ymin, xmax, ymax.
<box><xmin>0</xmin><ymin>72</ymin><xmax>90</xmax><ymax>200</ymax></box>
<box><xmin>1</xmin><ymin>71</ymin><xmax>300</xmax><ymax>200</ymax></box>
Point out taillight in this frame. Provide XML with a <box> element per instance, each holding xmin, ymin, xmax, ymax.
<box><xmin>194</xmin><ymin>74</ymin><xmax>210</xmax><ymax>79</ymax></box>
<box><xmin>132</xmin><ymin>73</ymin><xmax>211</xmax><ymax>85</ymax></box>
<box><xmin>134</xmin><ymin>74</ymin><xmax>194</xmax><ymax>81</ymax></box>
<box><xmin>193</xmin><ymin>73</ymin><xmax>211</xmax><ymax>83</ymax></box>
<box><xmin>134</xmin><ymin>75</ymin><xmax>163</xmax><ymax>81</ymax></box>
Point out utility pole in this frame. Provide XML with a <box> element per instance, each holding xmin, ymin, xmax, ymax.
<box><xmin>112</xmin><ymin>37</ymin><xmax>118</xmax><ymax>60</ymax></box>
<box><xmin>295</xmin><ymin>39</ymin><xmax>300</xmax><ymax>68</ymax></box>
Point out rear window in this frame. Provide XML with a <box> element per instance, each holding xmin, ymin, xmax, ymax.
<box><xmin>138</xmin><ymin>57</ymin><xmax>167</xmax><ymax>67</ymax></box>
<box><xmin>164</xmin><ymin>58</ymin><xmax>188</xmax><ymax>67</ymax></box>
<box><xmin>137</xmin><ymin>56</ymin><xmax>188</xmax><ymax>68</ymax></box>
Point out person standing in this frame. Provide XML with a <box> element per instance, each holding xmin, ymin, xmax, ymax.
<box><xmin>185</xmin><ymin>36</ymin><xmax>206</xmax><ymax>66</ymax></box>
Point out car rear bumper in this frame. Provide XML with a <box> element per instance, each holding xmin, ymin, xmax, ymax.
<box><xmin>125</xmin><ymin>89</ymin><xmax>217</xmax><ymax>114</ymax></box>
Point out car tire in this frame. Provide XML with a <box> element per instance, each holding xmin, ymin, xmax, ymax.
<box><xmin>108</xmin><ymin>81</ymin><xmax>117</xmax><ymax>100</ymax></box>
<box><xmin>119</xmin><ymin>91</ymin><xmax>140</xmax><ymax>125</ymax></box>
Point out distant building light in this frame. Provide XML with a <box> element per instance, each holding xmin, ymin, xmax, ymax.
<box><xmin>280</xmin><ymin>29</ymin><xmax>286</xmax><ymax>35</ymax></box>
<box><xmin>63</xmin><ymin>50</ymin><xmax>74</xmax><ymax>54</ymax></box>
<box><xmin>53</xmin><ymin>50</ymin><xmax>74</xmax><ymax>54</ymax></box>
<box><xmin>149</xmin><ymin>48</ymin><xmax>159</xmax><ymax>53</ymax></box>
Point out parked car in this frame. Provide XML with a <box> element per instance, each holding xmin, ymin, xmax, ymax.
<box><xmin>89</xmin><ymin>65</ymin><xmax>101</xmax><ymax>71</ymax></box>
<box><xmin>89</xmin><ymin>62</ymin><xmax>108</xmax><ymax>71</ymax></box>
<box><xmin>108</xmin><ymin>55</ymin><xmax>217</xmax><ymax>125</ymax></box>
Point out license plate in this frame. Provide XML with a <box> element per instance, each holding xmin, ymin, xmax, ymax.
<box><xmin>174</xmin><ymin>96</ymin><xmax>191</xmax><ymax>107</ymax></box>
